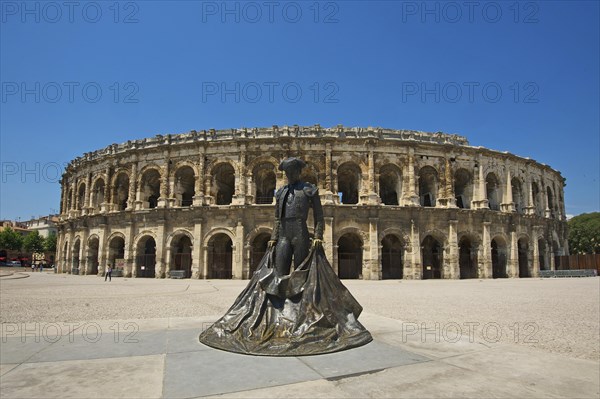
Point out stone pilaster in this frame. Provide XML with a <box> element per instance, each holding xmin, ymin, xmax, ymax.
<box><xmin>324</xmin><ymin>216</ymin><xmax>334</xmax><ymax>269</ymax></box>
<box><xmin>158</xmin><ymin>155</ymin><xmax>171</xmax><ymax>208</ymax></box>
<box><xmin>233</xmin><ymin>220</ymin><xmax>245</xmax><ymax>279</ymax></box>
<box><xmin>402</xmin><ymin>149</ymin><xmax>420</xmax><ymax>206</ymax></box>
<box><xmin>365</xmin><ymin>149</ymin><xmax>380</xmax><ymax>205</ymax></box>
<box><xmin>366</xmin><ymin>218</ymin><xmax>379</xmax><ymax>279</ymax></box>
<box><xmin>191</xmin><ymin>218</ymin><xmax>203</xmax><ymax>278</ymax></box>
<box><xmin>501</xmin><ymin>168</ymin><xmax>516</xmax><ymax>212</ymax></box>
<box><xmin>322</xmin><ymin>144</ymin><xmax>336</xmax><ymax>204</ymax></box>
<box><xmin>447</xmin><ymin>220</ymin><xmax>459</xmax><ymax>278</ymax></box>
<box><xmin>127</xmin><ymin>163</ymin><xmax>137</xmax><ymax>210</ymax></box>
<box><xmin>472</xmin><ymin>159</ymin><xmax>489</xmax><ymax>209</ymax></box>
<box><xmin>155</xmin><ymin>221</ymin><xmax>166</xmax><ymax>278</ymax></box>
<box><xmin>193</xmin><ymin>150</ymin><xmax>205</xmax><ymax>206</ymax></box>
<box><xmin>408</xmin><ymin>220</ymin><xmax>421</xmax><ymax>279</ymax></box>
<box><xmin>124</xmin><ymin>222</ymin><xmax>135</xmax><ymax>277</ymax></box>
<box><xmin>508</xmin><ymin>231</ymin><xmax>518</xmax><ymax>277</ymax></box>
<box><xmin>480</xmin><ymin>221</ymin><xmax>492</xmax><ymax>278</ymax></box>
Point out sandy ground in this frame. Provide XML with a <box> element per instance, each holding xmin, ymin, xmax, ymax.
<box><xmin>1</xmin><ymin>270</ymin><xmax>598</xmax><ymax>361</ymax></box>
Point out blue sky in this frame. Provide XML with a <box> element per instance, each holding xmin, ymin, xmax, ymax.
<box><xmin>1</xmin><ymin>0</ymin><xmax>598</xmax><ymax>220</ymax></box>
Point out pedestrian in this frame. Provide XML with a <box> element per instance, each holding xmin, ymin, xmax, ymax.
<box><xmin>31</xmin><ymin>263</ymin><xmax>35</xmax><ymax>272</ymax></box>
<box><xmin>105</xmin><ymin>265</ymin><xmax>112</xmax><ymax>282</ymax></box>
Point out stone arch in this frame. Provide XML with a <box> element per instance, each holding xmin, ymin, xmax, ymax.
<box><xmin>247</xmin><ymin>156</ymin><xmax>279</xmax><ymax>174</ymax></box>
<box><xmin>173</xmin><ymin>165</ymin><xmax>195</xmax><ymax>207</ymax></box>
<box><xmin>486</xmin><ymin>172</ymin><xmax>502</xmax><ymax>211</ymax></box>
<box><xmin>338</xmin><ymin>232</ymin><xmax>363</xmax><ymax>279</ymax></box>
<box><xmin>138</xmin><ymin>167</ymin><xmax>161</xmax><ymax>209</ymax></box>
<box><xmin>210</xmin><ymin>162</ymin><xmax>235</xmax><ymax>205</ymax></box>
<box><xmin>206</xmin><ymin>233</ymin><xmax>233</xmax><ymax>279</ymax></box>
<box><xmin>72</xmin><ymin>237</ymin><xmax>81</xmax><ymax>271</ymax></box>
<box><xmin>169</xmin><ymin>229</ymin><xmax>194</xmax><ymax>278</ymax></box>
<box><xmin>379</xmin><ymin>164</ymin><xmax>402</xmax><ymax>206</ymax></box>
<box><xmin>421</xmin><ymin>235</ymin><xmax>443</xmax><ymax>279</ymax></box>
<box><xmin>91</xmin><ymin>176</ymin><xmax>106</xmax><ymax>210</ymax></box>
<box><xmin>86</xmin><ymin>234</ymin><xmax>100</xmax><ymax>275</ymax></box>
<box><xmin>491</xmin><ymin>235</ymin><xmax>508</xmax><ymax>278</ymax></box>
<box><xmin>337</xmin><ymin>162</ymin><xmax>362</xmax><ymax>204</ymax></box>
<box><xmin>134</xmin><ymin>234</ymin><xmax>157</xmax><ymax>278</ymax></box>
<box><xmin>454</xmin><ymin>168</ymin><xmax>473</xmax><ymax>209</ymax></box>
<box><xmin>518</xmin><ymin>235</ymin><xmax>530</xmax><ymax>277</ymax></box>
<box><xmin>106</xmin><ymin>233</ymin><xmax>126</xmax><ymax>268</ymax></box>
<box><xmin>252</xmin><ymin>162</ymin><xmax>276</xmax><ymax>204</ymax></box>
<box><xmin>458</xmin><ymin>233</ymin><xmax>479</xmax><ymax>279</ymax></box>
<box><xmin>418</xmin><ymin>165</ymin><xmax>439</xmax><ymax>207</ymax></box>
<box><xmin>76</xmin><ymin>182</ymin><xmax>86</xmax><ymax>210</ymax></box>
<box><xmin>511</xmin><ymin>177</ymin><xmax>525</xmax><ymax>214</ymax></box>
<box><xmin>381</xmin><ymin>234</ymin><xmax>403</xmax><ymax>279</ymax></box>
<box><xmin>112</xmin><ymin>171</ymin><xmax>130</xmax><ymax>211</ymax></box>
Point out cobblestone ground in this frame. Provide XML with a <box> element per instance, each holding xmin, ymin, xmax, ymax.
<box><xmin>1</xmin><ymin>269</ymin><xmax>598</xmax><ymax>361</ymax></box>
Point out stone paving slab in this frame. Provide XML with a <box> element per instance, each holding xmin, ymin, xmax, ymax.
<box><xmin>0</xmin><ymin>314</ymin><xmax>598</xmax><ymax>398</ymax></box>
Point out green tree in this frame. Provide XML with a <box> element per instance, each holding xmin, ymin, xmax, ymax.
<box><xmin>23</xmin><ymin>231</ymin><xmax>46</xmax><ymax>254</ymax></box>
<box><xmin>0</xmin><ymin>227</ymin><xmax>23</xmax><ymax>251</ymax></box>
<box><xmin>568</xmin><ymin>212</ymin><xmax>600</xmax><ymax>254</ymax></box>
<box><xmin>45</xmin><ymin>233</ymin><xmax>57</xmax><ymax>253</ymax></box>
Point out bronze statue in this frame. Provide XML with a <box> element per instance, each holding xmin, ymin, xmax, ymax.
<box><xmin>199</xmin><ymin>157</ymin><xmax>372</xmax><ymax>356</ymax></box>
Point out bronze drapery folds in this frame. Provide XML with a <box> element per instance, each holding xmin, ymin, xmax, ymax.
<box><xmin>198</xmin><ymin>244</ymin><xmax>373</xmax><ymax>356</ymax></box>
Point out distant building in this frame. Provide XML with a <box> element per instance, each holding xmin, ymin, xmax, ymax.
<box><xmin>23</xmin><ymin>215</ymin><xmax>59</xmax><ymax>238</ymax></box>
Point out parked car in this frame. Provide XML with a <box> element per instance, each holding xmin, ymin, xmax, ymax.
<box><xmin>7</xmin><ymin>260</ymin><xmax>21</xmax><ymax>267</ymax></box>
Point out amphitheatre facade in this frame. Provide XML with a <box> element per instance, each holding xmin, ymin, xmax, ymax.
<box><xmin>56</xmin><ymin>125</ymin><xmax>568</xmax><ymax>280</ymax></box>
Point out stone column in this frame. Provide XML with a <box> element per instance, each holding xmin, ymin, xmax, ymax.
<box><xmin>480</xmin><ymin>221</ymin><xmax>492</xmax><ymax>278</ymax></box>
<box><xmin>501</xmin><ymin>168</ymin><xmax>516</xmax><ymax>212</ymax></box>
<box><xmin>233</xmin><ymin>148</ymin><xmax>247</xmax><ymax>205</ymax></box>
<box><xmin>541</xmin><ymin>175</ymin><xmax>551</xmax><ymax>218</ymax></box>
<box><xmin>70</xmin><ymin>181</ymin><xmax>77</xmax><ymax>217</ymax></box>
<box><xmin>124</xmin><ymin>222</ymin><xmax>135</xmax><ymax>277</ymax></box>
<box><xmin>155</xmin><ymin>221</ymin><xmax>166</xmax><ymax>278</ymax></box>
<box><xmin>410</xmin><ymin>220</ymin><xmax>421</xmax><ymax>279</ymax></box>
<box><xmin>101</xmin><ymin>167</ymin><xmax>112</xmax><ymax>213</ymax></box>
<box><xmin>202</xmin><ymin>245</ymin><xmax>209</xmax><ymax>279</ymax></box>
<box><xmin>158</xmin><ymin>157</ymin><xmax>171</xmax><ymax>208</ymax></box>
<box><xmin>83</xmin><ymin>173</ymin><xmax>92</xmax><ymax>215</ymax></box>
<box><xmin>447</xmin><ymin>220</ymin><xmax>459</xmax><ymax>278</ymax></box>
<box><xmin>366</xmin><ymin>218</ymin><xmax>379</xmax><ymax>279</ymax></box>
<box><xmin>365</xmin><ymin>149</ymin><xmax>380</xmax><ymax>205</ymax></box>
<box><xmin>525</xmin><ymin>177</ymin><xmax>536</xmax><ymax>215</ymax></box>
<box><xmin>233</xmin><ymin>220</ymin><xmax>245</xmax><ymax>279</ymax></box>
<box><xmin>438</xmin><ymin>158</ymin><xmax>456</xmax><ymax>208</ymax></box>
<box><xmin>191</xmin><ymin>218</ymin><xmax>203</xmax><ymax>278</ymax></box>
<box><xmin>402</xmin><ymin>150</ymin><xmax>420</xmax><ymax>206</ymax></box>
<box><xmin>322</xmin><ymin>144</ymin><xmax>336</xmax><ymax>204</ymax></box>
<box><xmin>98</xmin><ymin>222</ymin><xmax>108</xmax><ymax>275</ymax></box>
<box><xmin>79</xmin><ymin>229</ymin><xmax>89</xmax><ymax>275</ymax></box>
<box><xmin>204</xmin><ymin>171</ymin><xmax>214</xmax><ymax>205</ymax></box>
<box><xmin>532</xmin><ymin>237</ymin><xmax>540</xmax><ymax>277</ymax></box>
<box><xmin>324</xmin><ymin>216</ymin><xmax>334</xmax><ymax>267</ymax></box>
<box><xmin>508</xmin><ymin>231</ymin><xmax>518</xmax><ymax>277</ymax></box>
<box><xmin>472</xmin><ymin>159</ymin><xmax>488</xmax><ymax>209</ymax></box>
<box><xmin>193</xmin><ymin>151</ymin><xmax>205</xmax><ymax>206</ymax></box>
<box><xmin>127</xmin><ymin>163</ymin><xmax>137</xmax><ymax>210</ymax></box>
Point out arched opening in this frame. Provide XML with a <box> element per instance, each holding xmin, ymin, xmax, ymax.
<box><xmin>174</xmin><ymin>166</ymin><xmax>195</xmax><ymax>207</ymax></box>
<box><xmin>91</xmin><ymin>178</ymin><xmax>105</xmax><ymax>210</ymax></box>
<box><xmin>107</xmin><ymin>236</ymin><xmax>125</xmax><ymax>268</ymax></box>
<box><xmin>87</xmin><ymin>237</ymin><xmax>99</xmax><ymax>275</ymax></box>
<box><xmin>207</xmin><ymin>234</ymin><xmax>233</xmax><ymax>278</ymax></box>
<box><xmin>136</xmin><ymin>236</ymin><xmax>156</xmax><ymax>278</ymax></box>
<box><xmin>421</xmin><ymin>235</ymin><xmax>442</xmax><ymax>279</ymax></box>
<box><xmin>250</xmin><ymin>233</ymin><xmax>271</xmax><ymax>277</ymax></box>
<box><xmin>538</xmin><ymin>239</ymin><xmax>547</xmax><ymax>270</ymax></box>
<box><xmin>72</xmin><ymin>239</ymin><xmax>81</xmax><ymax>272</ymax></box>
<box><xmin>418</xmin><ymin>166</ymin><xmax>438</xmax><ymax>207</ymax></box>
<box><xmin>546</xmin><ymin>186</ymin><xmax>554</xmax><ymax>217</ymax></box>
<box><xmin>337</xmin><ymin>163</ymin><xmax>361</xmax><ymax>204</ymax></box>
<box><xmin>518</xmin><ymin>238</ymin><xmax>530</xmax><ymax>277</ymax></box>
<box><xmin>171</xmin><ymin>234</ymin><xmax>192</xmax><ymax>278</ymax></box>
<box><xmin>381</xmin><ymin>235</ymin><xmax>403</xmax><ymax>279</ymax></box>
<box><xmin>486</xmin><ymin>173</ymin><xmax>501</xmax><ymax>211</ymax></box>
<box><xmin>338</xmin><ymin>233</ymin><xmax>362</xmax><ymax>278</ymax></box>
<box><xmin>491</xmin><ymin>237</ymin><xmax>507</xmax><ymax>278</ymax></box>
<box><xmin>140</xmin><ymin>169</ymin><xmax>161</xmax><ymax>209</ymax></box>
<box><xmin>300</xmin><ymin>164</ymin><xmax>318</xmax><ymax>185</ymax></box>
<box><xmin>379</xmin><ymin>165</ymin><xmax>401</xmax><ymax>206</ymax></box>
<box><xmin>76</xmin><ymin>184</ymin><xmax>86</xmax><ymax>211</ymax></box>
<box><xmin>512</xmin><ymin>178</ymin><xmax>524</xmax><ymax>214</ymax></box>
<box><xmin>532</xmin><ymin>182</ymin><xmax>542</xmax><ymax>216</ymax></box>
<box><xmin>212</xmin><ymin>164</ymin><xmax>235</xmax><ymax>205</ymax></box>
<box><xmin>253</xmin><ymin>162</ymin><xmax>276</xmax><ymax>204</ymax></box>
<box><xmin>112</xmin><ymin>173</ymin><xmax>129</xmax><ymax>211</ymax></box>
<box><xmin>454</xmin><ymin>168</ymin><xmax>472</xmax><ymax>209</ymax></box>
<box><xmin>459</xmin><ymin>236</ymin><xmax>478</xmax><ymax>279</ymax></box>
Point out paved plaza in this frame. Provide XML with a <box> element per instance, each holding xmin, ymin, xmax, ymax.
<box><xmin>1</xmin><ymin>270</ymin><xmax>599</xmax><ymax>398</ymax></box>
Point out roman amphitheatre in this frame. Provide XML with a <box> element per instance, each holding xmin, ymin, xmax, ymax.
<box><xmin>56</xmin><ymin>125</ymin><xmax>567</xmax><ymax>280</ymax></box>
